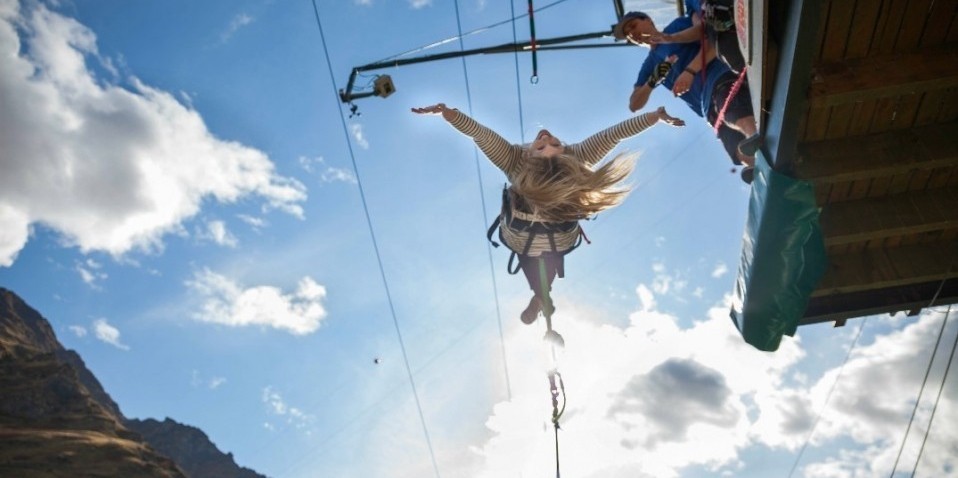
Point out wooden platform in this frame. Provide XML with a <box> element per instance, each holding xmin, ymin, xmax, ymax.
<box><xmin>763</xmin><ymin>0</ymin><xmax>958</xmax><ymax>325</ymax></box>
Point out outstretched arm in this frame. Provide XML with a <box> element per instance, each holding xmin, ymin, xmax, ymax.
<box><xmin>649</xmin><ymin>12</ymin><xmax>704</xmax><ymax>44</ymax></box>
<box><xmin>568</xmin><ymin>107</ymin><xmax>685</xmax><ymax>166</ymax></box>
<box><xmin>412</xmin><ymin>103</ymin><xmax>523</xmax><ymax>175</ymax></box>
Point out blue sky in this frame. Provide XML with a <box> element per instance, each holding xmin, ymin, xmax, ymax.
<box><xmin>1</xmin><ymin>0</ymin><xmax>956</xmax><ymax>477</ymax></box>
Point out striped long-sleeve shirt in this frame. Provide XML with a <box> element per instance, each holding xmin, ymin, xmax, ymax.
<box><xmin>446</xmin><ymin>110</ymin><xmax>660</xmax><ymax>257</ymax></box>
<box><xmin>447</xmin><ymin>110</ymin><xmax>659</xmax><ymax>179</ymax></box>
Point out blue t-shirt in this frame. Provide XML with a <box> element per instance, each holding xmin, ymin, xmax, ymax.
<box><xmin>634</xmin><ymin>16</ymin><xmax>730</xmax><ymax>117</ymax></box>
<box><xmin>685</xmin><ymin>0</ymin><xmax>702</xmax><ymax>15</ymax></box>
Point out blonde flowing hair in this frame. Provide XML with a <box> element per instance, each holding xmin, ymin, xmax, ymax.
<box><xmin>510</xmin><ymin>151</ymin><xmax>636</xmax><ymax>223</ymax></box>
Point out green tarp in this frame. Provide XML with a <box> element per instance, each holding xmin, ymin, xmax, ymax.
<box><xmin>730</xmin><ymin>154</ymin><xmax>827</xmax><ymax>352</ymax></box>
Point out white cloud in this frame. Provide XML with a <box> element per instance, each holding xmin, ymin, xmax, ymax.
<box><xmin>712</xmin><ymin>262</ymin><xmax>729</xmax><ymax>278</ymax></box>
<box><xmin>262</xmin><ymin>386</ymin><xmax>314</xmax><ymax>430</ymax></box>
<box><xmin>237</xmin><ymin>214</ymin><xmax>266</xmax><ymax>229</ymax></box>
<box><xmin>354</xmin><ymin>0</ymin><xmax>372</xmax><ymax>5</ymax></box>
<box><xmin>321</xmin><ymin>167</ymin><xmax>357</xmax><ymax>184</ymax></box>
<box><xmin>93</xmin><ymin>318</ymin><xmax>129</xmax><ymax>350</ymax></box>
<box><xmin>76</xmin><ymin>258</ymin><xmax>107</xmax><ymax>288</ymax></box>
<box><xmin>409</xmin><ymin>0</ymin><xmax>431</xmax><ymax>8</ymax></box>
<box><xmin>299</xmin><ymin>156</ymin><xmax>357</xmax><ymax>184</ymax></box>
<box><xmin>350</xmin><ymin>123</ymin><xmax>369</xmax><ymax>149</ymax></box>
<box><xmin>199</xmin><ymin>220</ymin><xmax>238</xmax><ymax>247</ymax></box>
<box><xmin>186</xmin><ymin>268</ymin><xmax>328</xmax><ymax>335</ymax></box>
<box><xmin>650</xmin><ymin>262</ymin><xmax>687</xmax><ymax>296</ymax></box>
<box><xmin>0</xmin><ymin>3</ymin><xmax>306</xmax><ymax>267</ymax></box>
<box><xmin>191</xmin><ymin>370</ymin><xmax>227</xmax><ymax>390</ymax></box>
<box><xmin>220</xmin><ymin>12</ymin><xmax>253</xmax><ymax>44</ymax></box>
<box><xmin>68</xmin><ymin>325</ymin><xmax>87</xmax><ymax>337</ymax></box>
<box><xmin>458</xmin><ymin>291</ymin><xmax>958</xmax><ymax>478</ymax></box>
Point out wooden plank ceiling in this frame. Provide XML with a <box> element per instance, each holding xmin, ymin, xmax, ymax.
<box><xmin>789</xmin><ymin>0</ymin><xmax>958</xmax><ymax>325</ymax></box>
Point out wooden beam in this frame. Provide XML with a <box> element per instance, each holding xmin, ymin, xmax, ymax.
<box><xmin>809</xmin><ymin>43</ymin><xmax>958</xmax><ymax>107</ymax></box>
<box><xmin>801</xmin><ymin>279</ymin><xmax>958</xmax><ymax>325</ymax></box>
<box><xmin>794</xmin><ymin>121</ymin><xmax>958</xmax><ymax>183</ymax></box>
<box><xmin>763</xmin><ymin>0</ymin><xmax>824</xmax><ymax>171</ymax></box>
<box><xmin>821</xmin><ymin>188</ymin><xmax>958</xmax><ymax>246</ymax></box>
<box><xmin>812</xmin><ymin>240</ymin><xmax>958</xmax><ymax>297</ymax></box>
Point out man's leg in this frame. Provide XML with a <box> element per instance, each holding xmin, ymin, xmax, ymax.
<box><xmin>712</xmin><ymin>73</ymin><xmax>761</xmax><ymax>163</ymax></box>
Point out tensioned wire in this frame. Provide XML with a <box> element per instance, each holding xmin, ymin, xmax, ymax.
<box><xmin>913</xmin><ymin>305</ymin><xmax>956</xmax><ymax>477</ymax></box>
<box><xmin>309</xmin><ymin>1</ymin><xmax>441</xmax><ymax>477</ymax></box>
<box><xmin>787</xmin><ymin>317</ymin><xmax>867</xmax><ymax>478</ymax></box>
<box><xmin>370</xmin><ymin>0</ymin><xmax>575</xmax><ymax>67</ymax></box>
<box><xmin>451</xmin><ymin>0</ymin><xmax>513</xmax><ymax>401</ymax></box>
<box><xmin>889</xmin><ymin>308</ymin><xmax>952</xmax><ymax>477</ymax></box>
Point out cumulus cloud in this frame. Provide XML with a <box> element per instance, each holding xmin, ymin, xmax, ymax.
<box><xmin>350</xmin><ymin>123</ymin><xmax>369</xmax><ymax>149</ymax></box>
<box><xmin>462</xmin><ymin>291</ymin><xmax>957</xmax><ymax>478</ymax></box>
<box><xmin>68</xmin><ymin>325</ymin><xmax>87</xmax><ymax>337</ymax></box>
<box><xmin>76</xmin><ymin>258</ymin><xmax>107</xmax><ymax>288</ymax></box>
<box><xmin>199</xmin><ymin>220</ymin><xmax>238</xmax><ymax>247</ymax></box>
<box><xmin>191</xmin><ymin>370</ymin><xmax>227</xmax><ymax>390</ymax></box>
<box><xmin>93</xmin><ymin>318</ymin><xmax>129</xmax><ymax>350</ymax></box>
<box><xmin>237</xmin><ymin>214</ymin><xmax>266</xmax><ymax>229</ymax></box>
<box><xmin>0</xmin><ymin>3</ymin><xmax>306</xmax><ymax>267</ymax></box>
<box><xmin>186</xmin><ymin>268</ymin><xmax>328</xmax><ymax>335</ymax></box>
<box><xmin>263</xmin><ymin>386</ymin><xmax>314</xmax><ymax>430</ymax></box>
<box><xmin>712</xmin><ymin>262</ymin><xmax>729</xmax><ymax>278</ymax></box>
<box><xmin>220</xmin><ymin>12</ymin><xmax>253</xmax><ymax>44</ymax></box>
<box><xmin>299</xmin><ymin>156</ymin><xmax>357</xmax><ymax>184</ymax></box>
<box><xmin>651</xmin><ymin>262</ymin><xmax>687</xmax><ymax>296</ymax></box>
<box><xmin>409</xmin><ymin>0</ymin><xmax>431</xmax><ymax>8</ymax></box>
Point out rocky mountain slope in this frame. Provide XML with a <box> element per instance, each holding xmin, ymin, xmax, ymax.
<box><xmin>0</xmin><ymin>287</ymin><xmax>267</xmax><ymax>478</ymax></box>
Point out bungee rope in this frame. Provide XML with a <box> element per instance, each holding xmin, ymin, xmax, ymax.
<box><xmin>713</xmin><ymin>66</ymin><xmax>748</xmax><ymax>134</ymax></box>
<box><xmin>548</xmin><ymin>368</ymin><xmax>566</xmax><ymax>478</ymax></box>
<box><xmin>536</xmin><ymin>257</ymin><xmax>566</xmax><ymax>477</ymax></box>
<box><xmin>527</xmin><ymin>0</ymin><xmax>539</xmax><ymax>83</ymax></box>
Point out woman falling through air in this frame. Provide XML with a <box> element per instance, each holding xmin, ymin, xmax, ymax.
<box><xmin>412</xmin><ymin>103</ymin><xmax>684</xmax><ymax>326</ymax></box>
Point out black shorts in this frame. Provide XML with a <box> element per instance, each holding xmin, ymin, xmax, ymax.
<box><xmin>711</xmin><ymin>71</ymin><xmax>753</xmax><ymax>125</ymax></box>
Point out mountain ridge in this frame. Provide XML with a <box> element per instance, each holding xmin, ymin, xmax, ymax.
<box><xmin>0</xmin><ymin>287</ymin><xmax>268</xmax><ymax>478</ymax></box>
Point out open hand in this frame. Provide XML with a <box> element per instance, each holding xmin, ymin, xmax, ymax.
<box><xmin>656</xmin><ymin>106</ymin><xmax>685</xmax><ymax>127</ymax></box>
<box><xmin>671</xmin><ymin>70</ymin><xmax>694</xmax><ymax>96</ymax></box>
<box><xmin>411</xmin><ymin>103</ymin><xmax>446</xmax><ymax>115</ymax></box>
<box><xmin>648</xmin><ymin>32</ymin><xmax>673</xmax><ymax>44</ymax></box>
<box><xmin>411</xmin><ymin>103</ymin><xmax>457</xmax><ymax>121</ymax></box>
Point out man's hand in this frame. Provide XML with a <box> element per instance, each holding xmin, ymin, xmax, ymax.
<box><xmin>647</xmin><ymin>32</ymin><xmax>673</xmax><ymax>44</ymax></box>
<box><xmin>646</xmin><ymin>54</ymin><xmax>679</xmax><ymax>88</ymax></box>
<box><xmin>672</xmin><ymin>70</ymin><xmax>694</xmax><ymax>96</ymax></box>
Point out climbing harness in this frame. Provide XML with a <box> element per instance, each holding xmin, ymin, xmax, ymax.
<box><xmin>486</xmin><ymin>186</ymin><xmax>587</xmax><ymax>277</ymax></box>
<box><xmin>702</xmin><ymin>0</ymin><xmax>735</xmax><ymax>32</ymax></box>
<box><xmin>527</xmin><ymin>0</ymin><xmax>539</xmax><ymax>83</ymax></box>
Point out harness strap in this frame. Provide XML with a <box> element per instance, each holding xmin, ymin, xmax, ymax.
<box><xmin>486</xmin><ymin>215</ymin><xmax>501</xmax><ymax>248</ymax></box>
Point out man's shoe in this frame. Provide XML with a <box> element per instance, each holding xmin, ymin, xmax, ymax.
<box><xmin>738</xmin><ymin>134</ymin><xmax>763</xmax><ymax>157</ymax></box>
<box><xmin>740</xmin><ymin>166</ymin><xmax>755</xmax><ymax>184</ymax></box>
